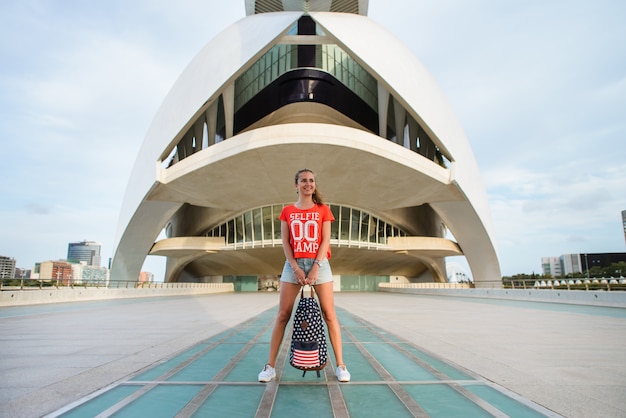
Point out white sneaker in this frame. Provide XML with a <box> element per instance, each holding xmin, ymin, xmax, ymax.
<box><xmin>258</xmin><ymin>364</ymin><xmax>276</xmax><ymax>382</ymax></box>
<box><xmin>335</xmin><ymin>365</ymin><xmax>350</xmax><ymax>382</ymax></box>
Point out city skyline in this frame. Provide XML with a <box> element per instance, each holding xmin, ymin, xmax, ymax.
<box><xmin>1</xmin><ymin>1</ymin><xmax>625</xmax><ymax>280</ymax></box>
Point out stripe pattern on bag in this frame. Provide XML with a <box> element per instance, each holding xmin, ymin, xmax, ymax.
<box><xmin>291</xmin><ymin>341</ymin><xmax>320</xmax><ymax>368</ymax></box>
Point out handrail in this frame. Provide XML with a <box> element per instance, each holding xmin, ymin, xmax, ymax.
<box><xmin>379</xmin><ymin>282</ymin><xmax>473</xmax><ymax>289</ymax></box>
<box><xmin>504</xmin><ymin>278</ymin><xmax>626</xmax><ymax>291</ymax></box>
<box><xmin>0</xmin><ymin>278</ymin><xmax>232</xmax><ymax>291</ymax></box>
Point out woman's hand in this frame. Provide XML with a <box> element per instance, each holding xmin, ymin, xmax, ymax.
<box><xmin>306</xmin><ymin>263</ymin><xmax>319</xmax><ymax>285</ymax></box>
<box><xmin>293</xmin><ymin>266</ymin><xmax>307</xmax><ymax>285</ymax></box>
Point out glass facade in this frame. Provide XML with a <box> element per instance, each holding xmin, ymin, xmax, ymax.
<box><xmin>166</xmin><ymin>18</ymin><xmax>449</xmax><ymax>169</ymax></box>
<box><xmin>234</xmin><ymin>43</ymin><xmax>377</xmax><ymax>113</ymax></box>
<box><xmin>67</xmin><ymin>241</ymin><xmax>102</xmax><ymax>267</ymax></box>
<box><xmin>203</xmin><ymin>204</ymin><xmax>406</xmax><ymax>249</ymax></box>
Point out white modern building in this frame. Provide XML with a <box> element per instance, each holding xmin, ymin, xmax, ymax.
<box><xmin>71</xmin><ymin>262</ymin><xmax>109</xmax><ymax>284</ymax></box>
<box><xmin>560</xmin><ymin>253</ymin><xmax>582</xmax><ymax>276</ymax></box>
<box><xmin>541</xmin><ymin>257</ymin><xmax>563</xmax><ymax>277</ymax></box>
<box><xmin>111</xmin><ymin>0</ymin><xmax>502</xmax><ymax>288</ymax></box>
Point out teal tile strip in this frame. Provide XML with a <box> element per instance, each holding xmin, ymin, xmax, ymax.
<box><xmin>58</xmin><ymin>386</ymin><xmax>141</xmax><ymax>418</ymax></box>
<box><xmin>53</xmin><ymin>305</ymin><xmax>562</xmax><ymax>418</ymax></box>
<box><xmin>111</xmin><ymin>384</ymin><xmax>204</xmax><ymax>417</ymax></box>
<box><xmin>191</xmin><ymin>385</ymin><xmax>266</xmax><ymax>418</ymax></box>
<box><xmin>341</xmin><ymin>385</ymin><xmax>414</xmax><ymax>417</ymax></box>
<box><xmin>403</xmin><ymin>384</ymin><xmax>493</xmax><ymax>418</ymax></box>
<box><xmin>464</xmin><ymin>384</ymin><xmax>550</xmax><ymax>418</ymax></box>
<box><xmin>272</xmin><ymin>385</ymin><xmax>333</xmax><ymax>417</ymax></box>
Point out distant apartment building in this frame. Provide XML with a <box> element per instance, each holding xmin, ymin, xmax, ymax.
<box><xmin>72</xmin><ymin>262</ymin><xmax>108</xmax><ymax>283</ymax></box>
<box><xmin>622</xmin><ymin>210</ymin><xmax>626</xmax><ymax>245</ymax></box>
<box><xmin>541</xmin><ymin>257</ymin><xmax>562</xmax><ymax>277</ymax></box>
<box><xmin>542</xmin><ymin>253</ymin><xmax>626</xmax><ymax>276</ymax></box>
<box><xmin>0</xmin><ymin>255</ymin><xmax>16</xmax><ymax>279</ymax></box>
<box><xmin>561</xmin><ymin>253</ymin><xmax>582</xmax><ymax>275</ymax></box>
<box><xmin>138</xmin><ymin>271</ymin><xmax>154</xmax><ymax>283</ymax></box>
<box><xmin>39</xmin><ymin>260</ymin><xmax>73</xmax><ymax>284</ymax></box>
<box><xmin>14</xmin><ymin>268</ymin><xmax>31</xmax><ymax>279</ymax></box>
<box><xmin>67</xmin><ymin>241</ymin><xmax>102</xmax><ymax>266</ymax></box>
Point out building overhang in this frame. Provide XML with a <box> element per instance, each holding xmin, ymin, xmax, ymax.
<box><xmin>147</xmin><ymin>123</ymin><xmax>463</xmax><ymax>212</ymax></box>
<box><xmin>150</xmin><ymin>235</ymin><xmax>461</xmax><ymax>279</ymax></box>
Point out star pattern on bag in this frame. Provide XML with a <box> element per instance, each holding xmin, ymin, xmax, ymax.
<box><xmin>290</xmin><ymin>295</ymin><xmax>328</xmax><ymax>372</ymax></box>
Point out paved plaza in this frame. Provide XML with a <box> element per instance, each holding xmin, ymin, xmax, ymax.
<box><xmin>1</xmin><ymin>292</ymin><xmax>625</xmax><ymax>417</ymax></box>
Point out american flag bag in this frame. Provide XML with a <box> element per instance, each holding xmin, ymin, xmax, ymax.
<box><xmin>289</xmin><ymin>286</ymin><xmax>328</xmax><ymax>377</ymax></box>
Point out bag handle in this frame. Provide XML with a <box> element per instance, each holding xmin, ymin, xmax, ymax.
<box><xmin>300</xmin><ymin>285</ymin><xmax>316</xmax><ymax>299</ymax></box>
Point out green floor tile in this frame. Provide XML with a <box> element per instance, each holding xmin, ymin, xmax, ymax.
<box><xmin>403</xmin><ymin>384</ymin><xmax>492</xmax><ymax>417</ymax></box>
<box><xmin>365</xmin><ymin>343</ymin><xmax>438</xmax><ymax>381</ymax></box>
<box><xmin>223</xmin><ymin>343</ymin><xmax>270</xmax><ymax>382</ymax></box>
<box><xmin>131</xmin><ymin>343</ymin><xmax>210</xmax><ymax>381</ymax></box>
<box><xmin>271</xmin><ymin>385</ymin><xmax>333</xmax><ymax>418</ymax></box>
<box><xmin>113</xmin><ymin>384</ymin><xmax>204</xmax><ymax>417</ymax></box>
<box><xmin>192</xmin><ymin>385</ymin><xmax>265</xmax><ymax>417</ymax></box>
<box><xmin>399</xmin><ymin>343</ymin><xmax>474</xmax><ymax>380</ymax></box>
<box><xmin>335</xmin><ymin>309</ymin><xmax>363</xmax><ymax>326</ymax></box>
<box><xmin>341</xmin><ymin>343</ymin><xmax>382</xmax><ymax>381</ymax></box>
<box><xmin>257</xmin><ymin>324</ymin><xmax>274</xmax><ymax>343</ymax></box>
<box><xmin>343</xmin><ymin>326</ymin><xmax>386</xmax><ymax>342</ymax></box>
<box><xmin>168</xmin><ymin>343</ymin><xmax>245</xmax><ymax>381</ymax></box>
<box><xmin>341</xmin><ymin>384</ymin><xmax>413</xmax><ymax>417</ymax></box>
<box><xmin>221</xmin><ymin>326</ymin><xmax>264</xmax><ymax>343</ymax></box>
<box><xmin>60</xmin><ymin>385</ymin><xmax>141</xmax><ymax>417</ymax></box>
<box><xmin>465</xmin><ymin>384</ymin><xmax>549</xmax><ymax>418</ymax></box>
<box><xmin>372</xmin><ymin>329</ymin><xmax>404</xmax><ymax>343</ymax></box>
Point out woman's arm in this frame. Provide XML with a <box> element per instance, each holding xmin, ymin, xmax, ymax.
<box><xmin>308</xmin><ymin>220</ymin><xmax>331</xmax><ymax>283</ymax></box>
<box><xmin>281</xmin><ymin>220</ymin><xmax>306</xmax><ymax>284</ymax></box>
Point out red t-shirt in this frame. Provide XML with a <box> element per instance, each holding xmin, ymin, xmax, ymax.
<box><xmin>280</xmin><ymin>204</ymin><xmax>335</xmax><ymax>259</ymax></box>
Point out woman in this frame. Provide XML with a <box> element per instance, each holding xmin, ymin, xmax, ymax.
<box><xmin>258</xmin><ymin>168</ymin><xmax>350</xmax><ymax>383</ymax></box>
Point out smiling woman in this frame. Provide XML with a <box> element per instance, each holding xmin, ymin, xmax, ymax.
<box><xmin>259</xmin><ymin>167</ymin><xmax>351</xmax><ymax>383</ymax></box>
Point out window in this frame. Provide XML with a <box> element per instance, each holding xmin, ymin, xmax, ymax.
<box><xmin>201</xmin><ymin>204</ymin><xmax>408</xmax><ymax>248</ymax></box>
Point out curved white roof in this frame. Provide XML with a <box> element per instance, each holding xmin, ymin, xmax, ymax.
<box><xmin>112</xmin><ymin>9</ymin><xmax>501</xmax><ymax>286</ymax></box>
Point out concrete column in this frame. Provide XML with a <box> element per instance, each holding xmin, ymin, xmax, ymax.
<box><xmin>377</xmin><ymin>82</ymin><xmax>389</xmax><ymax>138</ymax></box>
<box><xmin>206</xmin><ymin>101</ymin><xmax>217</xmax><ymax>146</ymax></box>
<box><xmin>393</xmin><ymin>97</ymin><xmax>406</xmax><ymax>146</ymax></box>
<box><xmin>223</xmin><ymin>84</ymin><xmax>235</xmax><ymax>139</ymax></box>
<box><xmin>193</xmin><ymin>117</ymin><xmax>205</xmax><ymax>152</ymax></box>
<box><xmin>408</xmin><ymin>117</ymin><xmax>419</xmax><ymax>152</ymax></box>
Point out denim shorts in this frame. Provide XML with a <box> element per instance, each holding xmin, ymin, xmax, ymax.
<box><xmin>280</xmin><ymin>258</ymin><xmax>333</xmax><ymax>285</ymax></box>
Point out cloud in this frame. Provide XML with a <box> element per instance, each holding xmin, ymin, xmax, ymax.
<box><xmin>486</xmin><ymin>160</ymin><xmax>626</xmax><ymax>274</ymax></box>
<box><xmin>22</xmin><ymin>203</ymin><xmax>50</xmax><ymax>215</ymax></box>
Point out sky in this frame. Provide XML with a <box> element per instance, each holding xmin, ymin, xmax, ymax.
<box><xmin>1</xmin><ymin>0</ymin><xmax>625</xmax><ymax>280</ymax></box>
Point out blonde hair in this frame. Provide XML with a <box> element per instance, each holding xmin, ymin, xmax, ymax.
<box><xmin>295</xmin><ymin>168</ymin><xmax>324</xmax><ymax>205</ymax></box>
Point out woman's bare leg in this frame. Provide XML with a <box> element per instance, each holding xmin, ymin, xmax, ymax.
<box><xmin>266</xmin><ymin>282</ymin><xmax>301</xmax><ymax>367</ymax></box>
<box><xmin>314</xmin><ymin>282</ymin><xmax>344</xmax><ymax>366</ymax></box>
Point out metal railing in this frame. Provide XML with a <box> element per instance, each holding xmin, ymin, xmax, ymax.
<box><xmin>0</xmin><ymin>278</ymin><xmax>231</xmax><ymax>291</ymax></box>
<box><xmin>379</xmin><ymin>282</ymin><xmax>474</xmax><ymax>289</ymax></box>
<box><xmin>504</xmin><ymin>278</ymin><xmax>626</xmax><ymax>291</ymax></box>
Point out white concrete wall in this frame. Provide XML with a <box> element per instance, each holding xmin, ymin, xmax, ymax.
<box><xmin>378</xmin><ymin>285</ymin><xmax>626</xmax><ymax>308</ymax></box>
<box><xmin>0</xmin><ymin>283</ymin><xmax>234</xmax><ymax>307</ymax></box>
